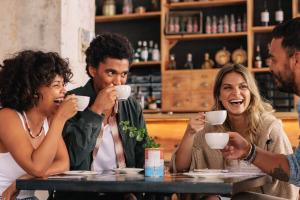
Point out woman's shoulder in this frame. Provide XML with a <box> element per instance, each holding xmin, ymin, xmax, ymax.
<box><xmin>0</xmin><ymin>108</ymin><xmax>18</xmax><ymax>118</ymax></box>
<box><xmin>259</xmin><ymin>112</ymin><xmax>281</xmax><ymax>128</ymax></box>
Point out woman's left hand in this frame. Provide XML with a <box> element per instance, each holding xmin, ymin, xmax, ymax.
<box><xmin>2</xmin><ymin>181</ymin><xmax>18</xmax><ymax>200</ymax></box>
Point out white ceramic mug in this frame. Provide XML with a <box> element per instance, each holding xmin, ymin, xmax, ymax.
<box><xmin>205</xmin><ymin>132</ymin><xmax>229</xmax><ymax>149</ymax></box>
<box><xmin>115</xmin><ymin>85</ymin><xmax>131</xmax><ymax>100</ymax></box>
<box><xmin>205</xmin><ymin>110</ymin><xmax>227</xmax><ymax>125</ymax></box>
<box><xmin>76</xmin><ymin>95</ymin><xmax>90</xmax><ymax>111</ymax></box>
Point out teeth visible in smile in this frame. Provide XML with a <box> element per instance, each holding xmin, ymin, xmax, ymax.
<box><xmin>229</xmin><ymin>99</ymin><xmax>243</xmax><ymax>104</ymax></box>
<box><xmin>54</xmin><ymin>98</ymin><xmax>63</xmax><ymax>103</ymax></box>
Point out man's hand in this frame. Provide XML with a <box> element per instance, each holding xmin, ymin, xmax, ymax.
<box><xmin>90</xmin><ymin>84</ymin><xmax>117</xmax><ymax>115</ymax></box>
<box><xmin>222</xmin><ymin>132</ymin><xmax>251</xmax><ymax>160</ymax></box>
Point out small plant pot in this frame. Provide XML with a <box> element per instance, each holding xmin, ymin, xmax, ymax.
<box><xmin>144</xmin><ymin>148</ymin><xmax>164</xmax><ymax>177</ymax></box>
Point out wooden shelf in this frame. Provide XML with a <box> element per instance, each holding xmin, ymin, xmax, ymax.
<box><xmin>95</xmin><ymin>11</ymin><xmax>161</xmax><ymax>23</ymax></box>
<box><xmin>252</xmin><ymin>26</ymin><xmax>275</xmax><ymax>33</ymax></box>
<box><xmin>167</xmin><ymin>0</ymin><xmax>246</xmax><ymax>9</ymax></box>
<box><xmin>132</xmin><ymin>61</ymin><xmax>161</xmax><ymax>66</ymax></box>
<box><xmin>251</xmin><ymin>68</ymin><xmax>270</xmax><ymax>73</ymax></box>
<box><xmin>165</xmin><ymin>32</ymin><xmax>247</xmax><ymax>41</ymax></box>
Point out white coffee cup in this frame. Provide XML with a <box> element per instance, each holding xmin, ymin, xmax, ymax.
<box><xmin>205</xmin><ymin>110</ymin><xmax>227</xmax><ymax>125</ymax></box>
<box><xmin>76</xmin><ymin>95</ymin><xmax>90</xmax><ymax>111</ymax></box>
<box><xmin>205</xmin><ymin>132</ymin><xmax>229</xmax><ymax>149</ymax></box>
<box><xmin>115</xmin><ymin>85</ymin><xmax>131</xmax><ymax>100</ymax></box>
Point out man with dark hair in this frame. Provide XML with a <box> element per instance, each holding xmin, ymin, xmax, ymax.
<box><xmin>222</xmin><ymin>17</ymin><xmax>300</xmax><ymax>199</ymax></box>
<box><xmin>52</xmin><ymin>33</ymin><xmax>147</xmax><ymax>200</ymax></box>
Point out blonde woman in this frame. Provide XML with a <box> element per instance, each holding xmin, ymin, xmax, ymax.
<box><xmin>171</xmin><ymin>64</ymin><xmax>298</xmax><ymax>199</ymax></box>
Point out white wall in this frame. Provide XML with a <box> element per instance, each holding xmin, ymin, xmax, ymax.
<box><xmin>0</xmin><ymin>0</ymin><xmax>95</xmax><ymax>89</ymax></box>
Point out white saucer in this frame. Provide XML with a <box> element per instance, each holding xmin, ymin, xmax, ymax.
<box><xmin>193</xmin><ymin>169</ymin><xmax>229</xmax><ymax>173</ymax></box>
<box><xmin>113</xmin><ymin>168</ymin><xmax>144</xmax><ymax>174</ymax></box>
<box><xmin>63</xmin><ymin>170</ymin><xmax>98</xmax><ymax>175</ymax></box>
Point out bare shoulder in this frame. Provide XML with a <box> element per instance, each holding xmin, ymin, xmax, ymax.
<box><xmin>0</xmin><ymin>108</ymin><xmax>22</xmax><ymax>132</ymax></box>
<box><xmin>0</xmin><ymin>108</ymin><xmax>19</xmax><ymax>121</ymax></box>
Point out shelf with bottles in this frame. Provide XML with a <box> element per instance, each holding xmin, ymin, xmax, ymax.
<box><xmin>165</xmin><ymin>5</ymin><xmax>247</xmax><ymax>37</ymax></box>
<box><xmin>167</xmin><ymin>0</ymin><xmax>246</xmax><ymax>9</ymax></box>
<box><xmin>95</xmin><ymin>11</ymin><xmax>161</xmax><ymax>23</ymax></box>
<box><xmin>96</xmin><ymin>0</ymin><xmax>161</xmax><ymax>21</ymax></box>
<box><xmin>165</xmin><ymin>37</ymin><xmax>247</xmax><ymax>71</ymax></box>
<box><xmin>253</xmin><ymin>0</ymin><xmax>292</xmax><ymax>27</ymax></box>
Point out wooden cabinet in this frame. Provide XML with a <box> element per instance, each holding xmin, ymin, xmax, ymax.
<box><xmin>160</xmin><ymin>0</ymin><xmax>298</xmax><ymax>112</ymax></box>
<box><xmin>95</xmin><ymin>0</ymin><xmax>299</xmax><ymax>113</ymax></box>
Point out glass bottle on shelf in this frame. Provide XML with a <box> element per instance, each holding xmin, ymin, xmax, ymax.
<box><xmin>224</xmin><ymin>15</ymin><xmax>229</xmax><ymax>33</ymax></box>
<box><xmin>236</xmin><ymin>16</ymin><xmax>242</xmax><ymax>32</ymax></box>
<box><xmin>103</xmin><ymin>0</ymin><xmax>116</xmax><ymax>16</ymax></box>
<box><xmin>174</xmin><ymin>17</ymin><xmax>180</xmax><ymax>33</ymax></box>
<box><xmin>254</xmin><ymin>45</ymin><xmax>262</xmax><ymax>68</ymax></box>
<box><xmin>275</xmin><ymin>0</ymin><xmax>284</xmax><ymax>24</ymax></box>
<box><xmin>230</xmin><ymin>14</ymin><xmax>236</xmax><ymax>32</ymax></box>
<box><xmin>141</xmin><ymin>41</ymin><xmax>148</xmax><ymax>62</ymax></box>
<box><xmin>168</xmin><ymin>54</ymin><xmax>176</xmax><ymax>70</ymax></box>
<box><xmin>217</xmin><ymin>17</ymin><xmax>224</xmax><ymax>33</ymax></box>
<box><xmin>148</xmin><ymin>40</ymin><xmax>154</xmax><ymax>61</ymax></box>
<box><xmin>261</xmin><ymin>0</ymin><xmax>270</xmax><ymax>26</ymax></box>
<box><xmin>201</xmin><ymin>53</ymin><xmax>214</xmax><ymax>69</ymax></box>
<box><xmin>152</xmin><ymin>43</ymin><xmax>160</xmax><ymax>61</ymax></box>
<box><xmin>122</xmin><ymin>0</ymin><xmax>133</xmax><ymax>14</ymax></box>
<box><xmin>193</xmin><ymin>17</ymin><xmax>198</xmax><ymax>33</ymax></box>
<box><xmin>183</xmin><ymin>53</ymin><xmax>194</xmax><ymax>69</ymax></box>
<box><xmin>147</xmin><ymin>86</ymin><xmax>157</xmax><ymax>110</ymax></box>
<box><xmin>186</xmin><ymin>17</ymin><xmax>193</xmax><ymax>33</ymax></box>
<box><xmin>212</xmin><ymin>15</ymin><xmax>217</xmax><ymax>34</ymax></box>
<box><xmin>205</xmin><ymin>16</ymin><xmax>212</xmax><ymax>34</ymax></box>
<box><xmin>168</xmin><ymin>17</ymin><xmax>175</xmax><ymax>33</ymax></box>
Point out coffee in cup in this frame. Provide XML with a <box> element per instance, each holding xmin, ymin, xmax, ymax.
<box><xmin>205</xmin><ymin>132</ymin><xmax>229</xmax><ymax>149</ymax></box>
<box><xmin>115</xmin><ymin>85</ymin><xmax>131</xmax><ymax>100</ymax></box>
<box><xmin>76</xmin><ymin>95</ymin><xmax>90</xmax><ymax>111</ymax></box>
<box><xmin>205</xmin><ymin>110</ymin><xmax>227</xmax><ymax>125</ymax></box>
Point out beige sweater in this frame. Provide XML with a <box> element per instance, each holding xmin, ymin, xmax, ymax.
<box><xmin>171</xmin><ymin>114</ymin><xmax>299</xmax><ymax>200</ymax></box>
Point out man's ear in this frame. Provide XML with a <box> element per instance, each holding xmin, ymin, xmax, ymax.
<box><xmin>88</xmin><ymin>66</ymin><xmax>96</xmax><ymax>78</ymax></box>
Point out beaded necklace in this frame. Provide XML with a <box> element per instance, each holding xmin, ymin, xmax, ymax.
<box><xmin>21</xmin><ymin>112</ymin><xmax>44</xmax><ymax>139</ymax></box>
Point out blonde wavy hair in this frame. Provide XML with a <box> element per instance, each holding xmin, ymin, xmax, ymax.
<box><xmin>212</xmin><ymin>64</ymin><xmax>274</xmax><ymax>143</ymax></box>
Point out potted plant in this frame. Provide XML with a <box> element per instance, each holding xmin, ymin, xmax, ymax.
<box><xmin>120</xmin><ymin>121</ymin><xmax>164</xmax><ymax>177</ymax></box>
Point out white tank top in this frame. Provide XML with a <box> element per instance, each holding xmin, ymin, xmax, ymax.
<box><xmin>0</xmin><ymin>111</ymin><xmax>49</xmax><ymax>198</ymax></box>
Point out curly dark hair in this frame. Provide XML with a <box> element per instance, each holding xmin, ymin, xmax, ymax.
<box><xmin>272</xmin><ymin>17</ymin><xmax>300</xmax><ymax>56</ymax></box>
<box><xmin>0</xmin><ymin>50</ymin><xmax>73</xmax><ymax>112</ymax></box>
<box><xmin>85</xmin><ymin>32</ymin><xmax>133</xmax><ymax>78</ymax></box>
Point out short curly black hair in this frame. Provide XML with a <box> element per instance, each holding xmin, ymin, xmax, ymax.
<box><xmin>0</xmin><ymin>50</ymin><xmax>73</xmax><ymax>112</ymax></box>
<box><xmin>85</xmin><ymin>32</ymin><xmax>133</xmax><ymax>78</ymax></box>
<box><xmin>272</xmin><ymin>17</ymin><xmax>300</xmax><ymax>56</ymax></box>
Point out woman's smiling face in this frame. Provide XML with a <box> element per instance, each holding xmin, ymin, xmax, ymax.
<box><xmin>219</xmin><ymin>72</ymin><xmax>251</xmax><ymax>116</ymax></box>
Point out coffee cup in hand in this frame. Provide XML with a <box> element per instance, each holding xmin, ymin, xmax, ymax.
<box><xmin>76</xmin><ymin>95</ymin><xmax>90</xmax><ymax>111</ymax></box>
<box><xmin>115</xmin><ymin>85</ymin><xmax>131</xmax><ymax>100</ymax></box>
<box><xmin>205</xmin><ymin>132</ymin><xmax>229</xmax><ymax>149</ymax></box>
<box><xmin>205</xmin><ymin>110</ymin><xmax>227</xmax><ymax>125</ymax></box>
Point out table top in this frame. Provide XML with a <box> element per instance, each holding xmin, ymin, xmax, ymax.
<box><xmin>16</xmin><ymin>171</ymin><xmax>270</xmax><ymax>196</ymax></box>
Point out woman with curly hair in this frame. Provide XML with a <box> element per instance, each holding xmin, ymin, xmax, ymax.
<box><xmin>0</xmin><ymin>50</ymin><xmax>78</xmax><ymax>200</ymax></box>
<box><xmin>171</xmin><ymin>64</ymin><xmax>298</xmax><ymax>200</ymax></box>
